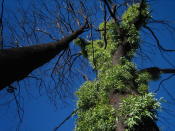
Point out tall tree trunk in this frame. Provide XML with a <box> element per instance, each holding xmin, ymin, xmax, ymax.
<box><xmin>0</xmin><ymin>24</ymin><xmax>88</xmax><ymax>90</ymax></box>
<box><xmin>110</xmin><ymin>2</ymin><xmax>160</xmax><ymax>130</ymax></box>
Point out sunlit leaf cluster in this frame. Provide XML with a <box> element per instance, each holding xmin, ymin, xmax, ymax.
<box><xmin>76</xmin><ymin>104</ymin><xmax>116</xmax><ymax>131</ymax></box>
<box><xmin>75</xmin><ymin>2</ymin><xmax>159</xmax><ymax>131</ymax></box>
<box><xmin>117</xmin><ymin>93</ymin><xmax>160</xmax><ymax>129</ymax></box>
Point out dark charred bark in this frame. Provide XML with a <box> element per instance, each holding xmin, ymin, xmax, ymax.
<box><xmin>132</xmin><ymin>118</ymin><xmax>159</xmax><ymax>131</ymax></box>
<box><xmin>0</xmin><ymin>24</ymin><xmax>88</xmax><ymax>90</ymax></box>
<box><xmin>140</xmin><ymin>67</ymin><xmax>175</xmax><ymax>74</ymax></box>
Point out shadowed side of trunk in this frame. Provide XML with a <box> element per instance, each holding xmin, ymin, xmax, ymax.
<box><xmin>0</xmin><ymin>25</ymin><xmax>87</xmax><ymax>90</ymax></box>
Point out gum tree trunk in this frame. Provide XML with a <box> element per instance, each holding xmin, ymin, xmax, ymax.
<box><xmin>0</xmin><ymin>24</ymin><xmax>87</xmax><ymax>90</ymax></box>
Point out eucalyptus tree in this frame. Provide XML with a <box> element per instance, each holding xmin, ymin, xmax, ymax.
<box><xmin>1</xmin><ymin>0</ymin><xmax>175</xmax><ymax>130</ymax></box>
<box><xmin>75</xmin><ymin>0</ymin><xmax>175</xmax><ymax>131</ymax></box>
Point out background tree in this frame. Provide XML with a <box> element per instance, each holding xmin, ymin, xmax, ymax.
<box><xmin>0</xmin><ymin>0</ymin><xmax>175</xmax><ymax>130</ymax></box>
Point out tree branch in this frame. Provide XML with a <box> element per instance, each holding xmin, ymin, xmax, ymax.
<box><xmin>102</xmin><ymin>0</ymin><xmax>117</xmax><ymax>22</ymax></box>
<box><xmin>144</xmin><ymin>25</ymin><xmax>175</xmax><ymax>52</ymax></box>
<box><xmin>103</xmin><ymin>2</ymin><xmax>108</xmax><ymax>49</ymax></box>
<box><xmin>0</xmin><ymin>22</ymin><xmax>89</xmax><ymax>91</ymax></box>
<box><xmin>53</xmin><ymin>108</ymin><xmax>78</xmax><ymax>131</ymax></box>
<box><xmin>139</xmin><ymin>67</ymin><xmax>175</xmax><ymax>74</ymax></box>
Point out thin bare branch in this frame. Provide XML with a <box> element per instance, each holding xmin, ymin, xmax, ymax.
<box><xmin>144</xmin><ymin>25</ymin><xmax>175</xmax><ymax>52</ymax></box>
<box><xmin>53</xmin><ymin>108</ymin><xmax>79</xmax><ymax>131</ymax></box>
<box><xmin>102</xmin><ymin>0</ymin><xmax>117</xmax><ymax>22</ymax></box>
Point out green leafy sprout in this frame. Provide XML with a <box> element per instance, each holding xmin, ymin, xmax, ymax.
<box><xmin>75</xmin><ymin>2</ymin><xmax>160</xmax><ymax>131</ymax></box>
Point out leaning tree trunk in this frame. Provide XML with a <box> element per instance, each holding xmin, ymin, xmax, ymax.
<box><xmin>0</xmin><ymin>23</ymin><xmax>88</xmax><ymax>90</ymax></box>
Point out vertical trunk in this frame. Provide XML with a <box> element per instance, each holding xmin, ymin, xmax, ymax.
<box><xmin>110</xmin><ymin>2</ymin><xmax>159</xmax><ymax>130</ymax></box>
<box><xmin>75</xmin><ymin>2</ymin><xmax>160</xmax><ymax>131</ymax></box>
<box><xmin>111</xmin><ymin>42</ymin><xmax>159</xmax><ymax>131</ymax></box>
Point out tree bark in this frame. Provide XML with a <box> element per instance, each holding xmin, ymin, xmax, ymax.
<box><xmin>0</xmin><ymin>24</ymin><xmax>88</xmax><ymax>90</ymax></box>
<box><xmin>109</xmin><ymin>1</ymin><xmax>160</xmax><ymax>130</ymax></box>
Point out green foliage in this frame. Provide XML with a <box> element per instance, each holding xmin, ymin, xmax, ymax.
<box><xmin>76</xmin><ymin>79</ymin><xmax>111</xmax><ymax>111</ymax></box>
<box><xmin>74</xmin><ymin>38</ymin><xmax>83</xmax><ymax>46</ymax></box>
<box><xmin>120</xmin><ymin>3</ymin><xmax>150</xmax><ymax>58</ymax></box>
<box><xmin>98</xmin><ymin>60</ymin><xmax>136</xmax><ymax>93</ymax></box>
<box><xmin>99</xmin><ymin>21</ymin><xmax>121</xmax><ymax>44</ymax></box>
<box><xmin>75</xmin><ymin>2</ymin><xmax>159</xmax><ymax>131</ymax></box>
<box><xmin>122</xmin><ymin>4</ymin><xmax>140</xmax><ymax>26</ymax></box>
<box><xmin>122</xmin><ymin>3</ymin><xmax>150</xmax><ymax>27</ymax></box>
<box><xmin>76</xmin><ymin>81</ymin><xmax>100</xmax><ymax>110</ymax></box>
<box><xmin>135</xmin><ymin>72</ymin><xmax>151</xmax><ymax>94</ymax></box>
<box><xmin>117</xmin><ymin>93</ymin><xmax>160</xmax><ymax>129</ymax></box>
<box><xmin>74</xmin><ymin>38</ymin><xmax>89</xmax><ymax>57</ymax></box>
<box><xmin>86</xmin><ymin>40</ymin><xmax>112</xmax><ymax>70</ymax></box>
<box><xmin>86</xmin><ymin>39</ymin><xmax>117</xmax><ymax>71</ymax></box>
<box><xmin>76</xmin><ymin>104</ymin><xmax>116</xmax><ymax>131</ymax></box>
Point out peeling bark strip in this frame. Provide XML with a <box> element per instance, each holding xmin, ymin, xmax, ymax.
<box><xmin>0</xmin><ymin>24</ymin><xmax>88</xmax><ymax>90</ymax></box>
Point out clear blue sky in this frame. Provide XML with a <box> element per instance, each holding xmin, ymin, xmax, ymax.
<box><xmin>0</xmin><ymin>0</ymin><xmax>175</xmax><ymax>131</ymax></box>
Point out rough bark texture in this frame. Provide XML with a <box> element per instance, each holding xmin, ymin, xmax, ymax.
<box><xmin>111</xmin><ymin>40</ymin><xmax>160</xmax><ymax>131</ymax></box>
<box><xmin>112</xmin><ymin>48</ymin><xmax>160</xmax><ymax>131</ymax></box>
<box><xmin>0</xmin><ymin>24</ymin><xmax>87</xmax><ymax>90</ymax></box>
<box><xmin>110</xmin><ymin>2</ymin><xmax>160</xmax><ymax>130</ymax></box>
